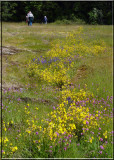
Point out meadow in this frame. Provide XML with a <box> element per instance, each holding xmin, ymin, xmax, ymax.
<box><xmin>1</xmin><ymin>22</ymin><xmax>113</xmax><ymax>158</ymax></box>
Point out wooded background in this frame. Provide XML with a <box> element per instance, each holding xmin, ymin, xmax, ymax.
<box><xmin>1</xmin><ymin>1</ymin><xmax>113</xmax><ymax>24</ymax></box>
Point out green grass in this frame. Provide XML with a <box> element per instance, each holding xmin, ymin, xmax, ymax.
<box><xmin>70</xmin><ymin>54</ymin><xmax>113</xmax><ymax>99</ymax></box>
<box><xmin>2</xmin><ymin>22</ymin><xmax>113</xmax><ymax>158</ymax></box>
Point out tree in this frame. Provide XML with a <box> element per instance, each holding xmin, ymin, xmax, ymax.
<box><xmin>2</xmin><ymin>2</ymin><xmax>17</xmax><ymax>21</ymax></box>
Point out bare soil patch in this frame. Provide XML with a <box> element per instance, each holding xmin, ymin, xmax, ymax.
<box><xmin>71</xmin><ymin>65</ymin><xmax>93</xmax><ymax>83</ymax></box>
<box><xmin>2</xmin><ymin>46</ymin><xmax>21</xmax><ymax>55</ymax></box>
<box><xmin>2</xmin><ymin>82</ymin><xmax>23</xmax><ymax>91</ymax></box>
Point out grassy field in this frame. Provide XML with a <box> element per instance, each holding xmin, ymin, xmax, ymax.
<box><xmin>2</xmin><ymin>22</ymin><xmax>113</xmax><ymax>158</ymax></box>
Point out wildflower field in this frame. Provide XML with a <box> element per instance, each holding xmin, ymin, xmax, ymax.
<box><xmin>1</xmin><ymin>23</ymin><xmax>113</xmax><ymax>158</ymax></box>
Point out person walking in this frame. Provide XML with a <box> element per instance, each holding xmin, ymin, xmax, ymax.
<box><xmin>28</xmin><ymin>11</ymin><xmax>34</xmax><ymax>26</ymax></box>
<box><xmin>26</xmin><ymin>12</ymin><xmax>30</xmax><ymax>26</ymax></box>
<box><xmin>44</xmin><ymin>16</ymin><xmax>47</xmax><ymax>24</ymax></box>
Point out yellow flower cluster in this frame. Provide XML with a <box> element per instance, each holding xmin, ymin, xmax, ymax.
<box><xmin>27</xmin><ymin>27</ymin><xmax>106</xmax><ymax>87</ymax></box>
<box><xmin>11</xmin><ymin>146</ymin><xmax>18</xmax><ymax>153</ymax></box>
<box><xmin>61</xmin><ymin>87</ymin><xmax>94</xmax><ymax>102</ymax></box>
<box><xmin>47</xmin><ymin>27</ymin><xmax>106</xmax><ymax>58</ymax></box>
<box><xmin>1</xmin><ymin>136</ymin><xmax>18</xmax><ymax>155</ymax></box>
<box><xmin>42</xmin><ymin>93</ymin><xmax>98</xmax><ymax>144</ymax></box>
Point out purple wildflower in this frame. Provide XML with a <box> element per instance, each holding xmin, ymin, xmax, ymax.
<box><xmin>17</xmin><ymin>98</ymin><xmax>21</xmax><ymax>101</ymax></box>
<box><xmin>99</xmin><ymin>128</ymin><xmax>101</xmax><ymax>130</ymax></box>
<box><xmin>64</xmin><ymin>147</ymin><xmax>67</xmax><ymax>151</ymax></box>
<box><xmin>41</xmin><ymin>59</ymin><xmax>47</xmax><ymax>64</ymax></box>
<box><xmin>67</xmin><ymin>97</ymin><xmax>72</xmax><ymax>103</ymax></box>
<box><xmin>86</xmin><ymin>121</ymin><xmax>89</xmax><ymax>125</ymax></box>
<box><xmin>100</xmin><ymin>138</ymin><xmax>103</xmax><ymax>141</ymax></box>
<box><xmin>53</xmin><ymin>106</ymin><xmax>55</xmax><ymax>110</ymax></box>
<box><xmin>100</xmin><ymin>145</ymin><xmax>104</xmax><ymax>150</ymax></box>
<box><xmin>56</xmin><ymin>132</ymin><xmax>59</xmax><ymax>136</ymax></box>
<box><xmin>68</xmin><ymin>134</ymin><xmax>72</xmax><ymax>137</ymax></box>
<box><xmin>99</xmin><ymin>151</ymin><xmax>102</xmax><ymax>154</ymax></box>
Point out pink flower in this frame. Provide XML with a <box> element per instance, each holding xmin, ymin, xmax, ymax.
<box><xmin>53</xmin><ymin>106</ymin><xmax>55</xmax><ymax>110</ymax></box>
<box><xmin>100</xmin><ymin>145</ymin><xmax>104</xmax><ymax>150</ymax></box>
<box><xmin>100</xmin><ymin>138</ymin><xmax>103</xmax><ymax>141</ymax></box>
<box><xmin>99</xmin><ymin>151</ymin><xmax>102</xmax><ymax>154</ymax></box>
<box><xmin>64</xmin><ymin>147</ymin><xmax>67</xmax><ymax>151</ymax></box>
<box><xmin>86</xmin><ymin>121</ymin><xmax>89</xmax><ymax>125</ymax></box>
<box><xmin>56</xmin><ymin>132</ymin><xmax>59</xmax><ymax>136</ymax></box>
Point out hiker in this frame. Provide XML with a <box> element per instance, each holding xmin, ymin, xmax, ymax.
<box><xmin>26</xmin><ymin>12</ymin><xmax>29</xmax><ymax>26</ymax></box>
<box><xmin>28</xmin><ymin>11</ymin><xmax>34</xmax><ymax>26</ymax></box>
<box><xmin>44</xmin><ymin>16</ymin><xmax>47</xmax><ymax>24</ymax></box>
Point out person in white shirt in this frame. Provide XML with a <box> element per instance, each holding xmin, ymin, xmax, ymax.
<box><xmin>27</xmin><ymin>11</ymin><xmax>34</xmax><ymax>26</ymax></box>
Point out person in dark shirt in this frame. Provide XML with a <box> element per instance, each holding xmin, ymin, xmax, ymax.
<box><xmin>44</xmin><ymin>16</ymin><xmax>48</xmax><ymax>24</ymax></box>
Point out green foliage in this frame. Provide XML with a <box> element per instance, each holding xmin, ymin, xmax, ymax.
<box><xmin>2</xmin><ymin>2</ymin><xmax>17</xmax><ymax>21</ymax></box>
<box><xmin>88</xmin><ymin>8</ymin><xmax>103</xmax><ymax>24</ymax></box>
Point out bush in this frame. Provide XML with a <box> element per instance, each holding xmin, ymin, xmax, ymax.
<box><xmin>54</xmin><ymin>19</ymin><xmax>72</xmax><ymax>25</ymax></box>
<box><xmin>54</xmin><ymin>18</ymin><xmax>85</xmax><ymax>25</ymax></box>
<box><xmin>70</xmin><ymin>14</ymin><xmax>85</xmax><ymax>24</ymax></box>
